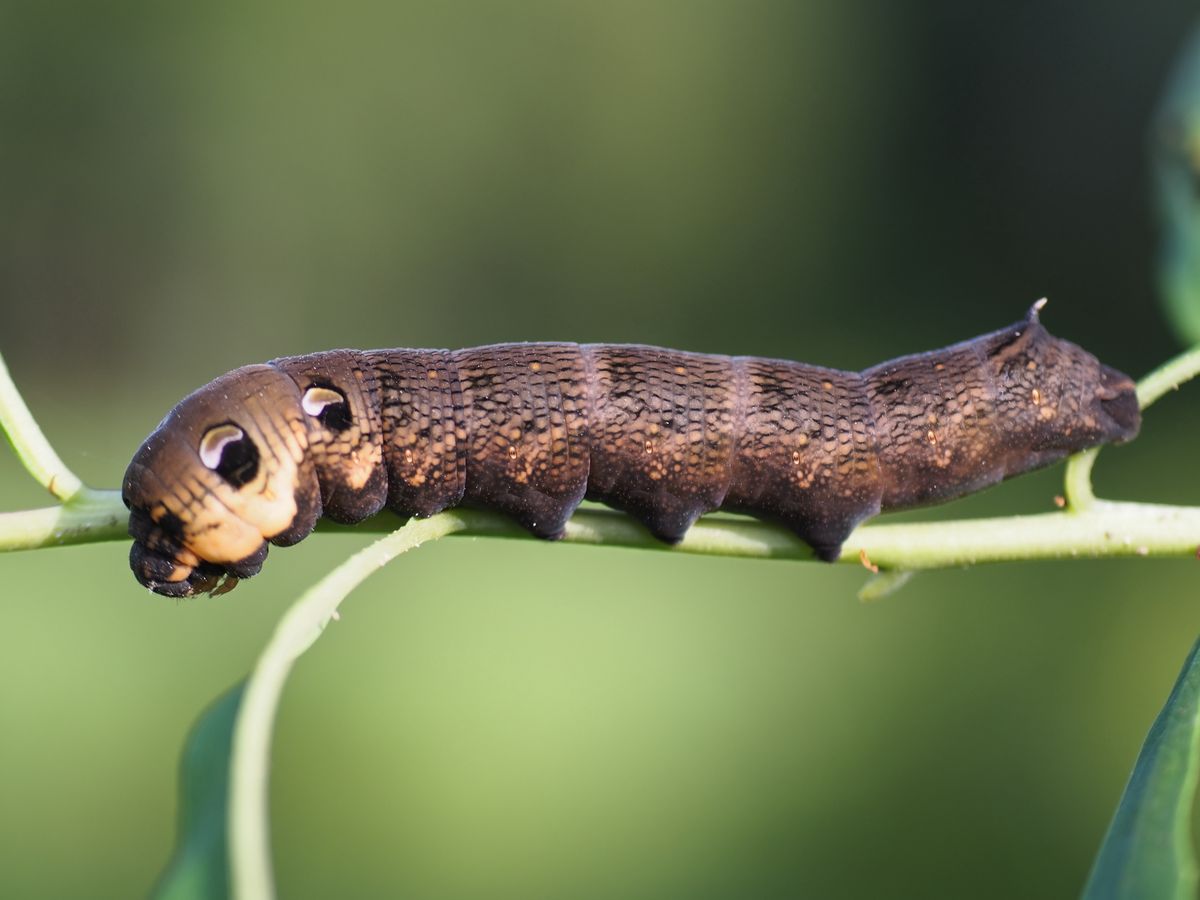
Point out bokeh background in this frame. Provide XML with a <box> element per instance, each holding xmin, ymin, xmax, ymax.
<box><xmin>2</xmin><ymin>2</ymin><xmax>1199</xmax><ymax>898</ymax></box>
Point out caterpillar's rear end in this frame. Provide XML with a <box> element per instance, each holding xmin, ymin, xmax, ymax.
<box><xmin>123</xmin><ymin>304</ymin><xmax>1139</xmax><ymax>596</ymax></box>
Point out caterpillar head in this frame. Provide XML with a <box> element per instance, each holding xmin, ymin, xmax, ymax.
<box><xmin>985</xmin><ymin>302</ymin><xmax>1141</xmax><ymax>459</ymax></box>
<box><xmin>122</xmin><ymin>365</ymin><xmax>321</xmax><ymax>597</ymax></box>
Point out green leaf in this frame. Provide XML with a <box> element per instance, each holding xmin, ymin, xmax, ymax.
<box><xmin>1155</xmin><ymin>22</ymin><xmax>1200</xmax><ymax>346</ymax></box>
<box><xmin>1082</xmin><ymin>637</ymin><xmax>1200</xmax><ymax>900</ymax></box>
<box><xmin>152</xmin><ymin>683</ymin><xmax>246</xmax><ymax>900</ymax></box>
<box><xmin>856</xmin><ymin>569</ymin><xmax>915</xmax><ymax>602</ymax></box>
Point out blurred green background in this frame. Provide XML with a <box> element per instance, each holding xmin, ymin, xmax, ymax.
<box><xmin>2</xmin><ymin>2</ymin><xmax>1200</xmax><ymax>898</ymax></box>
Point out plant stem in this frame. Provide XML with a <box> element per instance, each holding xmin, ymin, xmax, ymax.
<box><xmin>1062</xmin><ymin>447</ymin><xmax>1099</xmax><ymax>511</ymax></box>
<box><xmin>1136</xmin><ymin>341</ymin><xmax>1200</xmax><ymax>408</ymax></box>
<box><xmin>229</xmin><ymin>514</ymin><xmax>468</xmax><ymax>900</ymax></box>
<box><xmin>4</xmin><ymin>490</ymin><xmax>1199</xmax><ymax>572</ymax></box>
<box><xmin>0</xmin><ymin>490</ymin><xmax>127</xmax><ymax>550</ymax></box>
<box><xmin>0</xmin><ymin>353</ymin><xmax>85</xmax><ymax>502</ymax></box>
<box><xmin>1062</xmin><ymin>341</ymin><xmax>1200</xmax><ymax>512</ymax></box>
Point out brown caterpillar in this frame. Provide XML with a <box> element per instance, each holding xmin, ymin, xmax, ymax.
<box><xmin>123</xmin><ymin>303</ymin><xmax>1140</xmax><ymax>596</ymax></box>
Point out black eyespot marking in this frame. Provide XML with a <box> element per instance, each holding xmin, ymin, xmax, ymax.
<box><xmin>209</xmin><ymin>426</ymin><xmax>260</xmax><ymax>488</ymax></box>
<box><xmin>317</xmin><ymin>394</ymin><xmax>352</xmax><ymax>433</ymax></box>
<box><xmin>303</xmin><ymin>384</ymin><xmax>353</xmax><ymax>433</ymax></box>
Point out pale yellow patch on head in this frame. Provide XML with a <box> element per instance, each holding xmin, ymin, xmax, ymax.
<box><xmin>163</xmin><ymin>562</ymin><xmax>193</xmax><ymax>584</ymax></box>
<box><xmin>198</xmin><ymin>425</ymin><xmax>304</xmax><ymax>560</ymax></box>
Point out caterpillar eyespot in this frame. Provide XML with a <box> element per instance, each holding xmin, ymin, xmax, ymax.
<box><xmin>198</xmin><ymin>424</ymin><xmax>259</xmax><ymax>488</ymax></box>
<box><xmin>301</xmin><ymin>386</ymin><xmax>345</xmax><ymax>417</ymax></box>
<box><xmin>301</xmin><ymin>385</ymin><xmax>354</xmax><ymax>432</ymax></box>
<box><xmin>122</xmin><ymin>304</ymin><xmax>1141</xmax><ymax>597</ymax></box>
<box><xmin>198</xmin><ymin>424</ymin><xmax>244</xmax><ymax>471</ymax></box>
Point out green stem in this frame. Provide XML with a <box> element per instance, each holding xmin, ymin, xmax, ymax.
<box><xmin>229</xmin><ymin>514</ymin><xmax>468</xmax><ymax>899</ymax></box>
<box><xmin>1062</xmin><ymin>342</ymin><xmax>1200</xmax><ymax>512</ymax></box>
<box><xmin>1063</xmin><ymin>447</ymin><xmax>1099</xmax><ymax>511</ymax></box>
<box><xmin>0</xmin><ymin>489</ymin><xmax>127</xmax><ymax>550</ymax></box>
<box><xmin>0</xmin><ymin>353</ymin><xmax>85</xmax><ymax>502</ymax></box>
<box><xmin>4</xmin><ymin>491</ymin><xmax>1200</xmax><ymax>571</ymax></box>
<box><xmin>226</xmin><ymin>498</ymin><xmax>1200</xmax><ymax>900</ymax></box>
<box><xmin>1136</xmin><ymin>341</ymin><xmax>1200</xmax><ymax>408</ymax></box>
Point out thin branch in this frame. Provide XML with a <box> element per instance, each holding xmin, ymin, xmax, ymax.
<box><xmin>229</xmin><ymin>514</ymin><xmax>467</xmax><ymax>899</ymax></box>
<box><xmin>1063</xmin><ymin>448</ymin><xmax>1099</xmax><ymax>511</ymax></box>
<box><xmin>5</xmin><ymin>491</ymin><xmax>1199</xmax><ymax>570</ymax></box>
<box><xmin>1063</xmin><ymin>342</ymin><xmax>1200</xmax><ymax>511</ymax></box>
<box><xmin>0</xmin><ymin>489</ymin><xmax>127</xmax><ymax>551</ymax></box>
<box><xmin>0</xmin><ymin>353</ymin><xmax>85</xmax><ymax>502</ymax></box>
<box><xmin>226</xmin><ymin>497</ymin><xmax>1200</xmax><ymax>900</ymax></box>
<box><xmin>1137</xmin><ymin>342</ymin><xmax>1200</xmax><ymax>408</ymax></box>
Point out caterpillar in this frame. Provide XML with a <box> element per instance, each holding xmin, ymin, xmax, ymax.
<box><xmin>123</xmin><ymin>302</ymin><xmax>1140</xmax><ymax>597</ymax></box>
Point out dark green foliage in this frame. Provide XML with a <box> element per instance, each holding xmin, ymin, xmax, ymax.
<box><xmin>153</xmin><ymin>684</ymin><xmax>244</xmax><ymax>900</ymax></box>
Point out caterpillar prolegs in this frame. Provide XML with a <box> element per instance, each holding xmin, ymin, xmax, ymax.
<box><xmin>123</xmin><ymin>303</ymin><xmax>1140</xmax><ymax>596</ymax></box>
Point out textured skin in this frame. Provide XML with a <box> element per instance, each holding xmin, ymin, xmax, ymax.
<box><xmin>123</xmin><ymin>306</ymin><xmax>1141</xmax><ymax>596</ymax></box>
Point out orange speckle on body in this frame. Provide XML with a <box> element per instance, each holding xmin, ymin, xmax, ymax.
<box><xmin>530</xmin><ymin>362</ymin><xmax>541</xmax><ymax>372</ymax></box>
<box><xmin>427</xmin><ymin>370</ymin><xmax>438</xmax><ymax>379</ymax></box>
